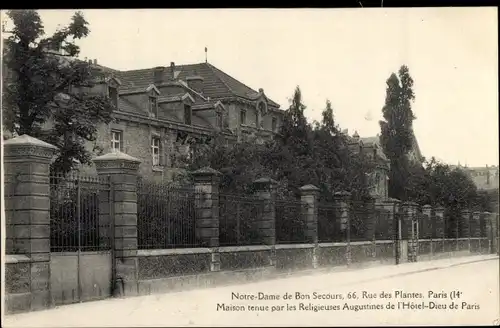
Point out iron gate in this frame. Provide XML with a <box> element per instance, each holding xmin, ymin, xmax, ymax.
<box><xmin>49</xmin><ymin>174</ymin><xmax>113</xmax><ymax>305</ymax></box>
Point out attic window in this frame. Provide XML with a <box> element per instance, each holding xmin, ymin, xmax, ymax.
<box><xmin>240</xmin><ymin>109</ymin><xmax>246</xmax><ymax>125</ymax></box>
<box><xmin>108</xmin><ymin>86</ymin><xmax>118</xmax><ymax>108</ymax></box>
<box><xmin>184</xmin><ymin>104</ymin><xmax>192</xmax><ymax>125</ymax></box>
<box><xmin>149</xmin><ymin>96</ymin><xmax>158</xmax><ymax>118</ymax></box>
<box><xmin>216</xmin><ymin>112</ymin><xmax>223</xmax><ymax>129</ymax></box>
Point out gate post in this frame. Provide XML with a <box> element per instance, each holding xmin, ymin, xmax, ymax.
<box><xmin>253</xmin><ymin>178</ymin><xmax>278</xmax><ymax>266</ymax></box>
<box><xmin>460</xmin><ymin>209</ymin><xmax>471</xmax><ymax>253</ymax></box>
<box><xmin>299</xmin><ymin>184</ymin><xmax>320</xmax><ymax>268</ymax></box>
<box><xmin>192</xmin><ymin>167</ymin><xmax>222</xmax><ymax>271</ymax></box>
<box><xmin>422</xmin><ymin>205</ymin><xmax>432</xmax><ymax>257</ymax></box>
<box><xmin>94</xmin><ymin>151</ymin><xmax>141</xmax><ymax>297</ymax></box>
<box><xmin>334</xmin><ymin>191</ymin><xmax>352</xmax><ymax>265</ymax></box>
<box><xmin>485</xmin><ymin>212</ymin><xmax>498</xmax><ymax>254</ymax></box>
<box><xmin>4</xmin><ymin>135</ymin><xmax>58</xmax><ymax>312</ymax></box>
<box><xmin>384</xmin><ymin>199</ymin><xmax>401</xmax><ymax>264</ymax></box>
<box><xmin>434</xmin><ymin>206</ymin><xmax>445</xmax><ymax>256</ymax></box>
<box><xmin>401</xmin><ymin>202</ymin><xmax>418</xmax><ymax>263</ymax></box>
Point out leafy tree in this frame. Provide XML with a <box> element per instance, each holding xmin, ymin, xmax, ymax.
<box><xmin>190</xmin><ymin>89</ymin><xmax>373</xmax><ymax>202</ymax></box>
<box><xmin>379</xmin><ymin>65</ymin><xmax>416</xmax><ymax>200</ymax></box>
<box><xmin>2</xmin><ymin>10</ymin><xmax>115</xmax><ymax>175</ymax></box>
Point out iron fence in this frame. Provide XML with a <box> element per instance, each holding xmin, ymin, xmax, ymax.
<box><xmin>418</xmin><ymin>210</ymin><xmax>433</xmax><ymax>240</ymax></box>
<box><xmin>349</xmin><ymin>201</ymin><xmax>372</xmax><ymax>242</ymax></box>
<box><xmin>50</xmin><ymin>174</ymin><xmax>111</xmax><ymax>252</ymax></box>
<box><xmin>137</xmin><ymin>179</ymin><xmax>201</xmax><ymax>249</ymax></box>
<box><xmin>374</xmin><ymin>205</ymin><xmax>394</xmax><ymax>241</ymax></box>
<box><xmin>219</xmin><ymin>193</ymin><xmax>265</xmax><ymax>246</ymax></box>
<box><xmin>275</xmin><ymin>198</ymin><xmax>308</xmax><ymax>244</ymax></box>
<box><xmin>317</xmin><ymin>203</ymin><xmax>345</xmax><ymax>243</ymax></box>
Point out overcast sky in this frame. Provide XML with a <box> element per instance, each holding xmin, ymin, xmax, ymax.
<box><xmin>3</xmin><ymin>8</ymin><xmax>498</xmax><ymax>167</ymax></box>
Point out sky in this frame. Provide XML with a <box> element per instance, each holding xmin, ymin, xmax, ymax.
<box><xmin>2</xmin><ymin>8</ymin><xmax>498</xmax><ymax>167</ymax></box>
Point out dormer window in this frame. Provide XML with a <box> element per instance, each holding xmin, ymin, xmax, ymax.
<box><xmin>108</xmin><ymin>86</ymin><xmax>118</xmax><ymax>108</ymax></box>
<box><xmin>216</xmin><ymin>112</ymin><xmax>223</xmax><ymax>129</ymax></box>
<box><xmin>272</xmin><ymin>117</ymin><xmax>277</xmax><ymax>132</ymax></box>
<box><xmin>184</xmin><ymin>104</ymin><xmax>192</xmax><ymax>125</ymax></box>
<box><xmin>149</xmin><ymin>96</ymin><xmax>158</xmax><ymax>117</ymax></box>
<box><xmin>240</xmin><ymin>109</ymin><xmax>246</xmax><ymax>125</ymax></box>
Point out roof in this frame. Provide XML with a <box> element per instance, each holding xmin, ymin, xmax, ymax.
<box><xmin>360</xmin><ymin>133</ymin><xmax>423</xmax><ymax>163</ymax></box>
<box><xmin>360</xmin><ymin>136</ymin><xmax>379</xmax><ymax>146</ymax></box>
<box><xmin>114</xmin><ymin>62</ymin><xmax>281</xmax><ymax>108</ymax></box>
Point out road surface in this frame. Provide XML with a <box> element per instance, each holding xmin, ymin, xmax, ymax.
<box><xmin>4</xmin><ymin>258</ymin><xmax>499</xmax><ymax>327</ymax></box>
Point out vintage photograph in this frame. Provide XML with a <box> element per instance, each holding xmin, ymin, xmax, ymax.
<box><xmin>1</xmin><ymin>7</ymin><xmax>499</xmax><ymax>327</ymax></box>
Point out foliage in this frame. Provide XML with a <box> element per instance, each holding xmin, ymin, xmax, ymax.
<box><xmin>2</xmin><ymin>10</ymin><xmax>115</xmax><ymax>175</ymax></box>
<box><xmin>189</xmin><ymin>87</ymin><xmax>374</xmax><ymax>201</ymax></box>
<box><xmin>379</xmin><ymin>65</ymin><xmax>416</xmax><ymax>200</ymax></box>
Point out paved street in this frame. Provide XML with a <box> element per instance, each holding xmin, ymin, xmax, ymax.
<box><xmin>4</xmin><ymin>256</ymin><xmax>499</xmax><ymax>327</ymax></box>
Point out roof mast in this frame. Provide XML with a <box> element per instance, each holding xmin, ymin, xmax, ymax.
<box><xmin>205</xmin><ymin>47</ymin><xmax>208</xmax><ymax>63</ymax></box>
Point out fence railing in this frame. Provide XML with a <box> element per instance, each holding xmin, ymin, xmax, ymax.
<box><xmin>49</xmin><ymin>174</ymin><xmax>111</xmax><ymax>253</ymax></box>
<box><xmin>47</xmin><ymin>173</ymin><xmax>494</xmax><ymax>252</ymax></box>
<box><xmin>137</xmin><ymin>180</ymin><xmax>201</xmax><ymax>249</ymax></box>
<box><xmin>275</xmin><ymin>199</ymin><xmax>308</xmax><ymax>244</ymax></box>
<box><xmin>219</xmin><ymin>193</ymin><xmax>265</xmax><ymax>246</ymax></box>
<box><xmin>317</xmin><ymin>203</ymin><xmax>344</xmax><ymax>243</ymax></box>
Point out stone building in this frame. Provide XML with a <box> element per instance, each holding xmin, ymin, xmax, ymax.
<box><xmin>461</xmin><ymin>165</ymin><xmax>499</xmax><ymax>191</ymax></box>
<box><xmin>67</xmin><ymin>60</ymin><xmax>284</xmax><ymax>181</ymax></box>
<box><xmin>347</xmin><ymin>131</ymin><xmax>391</xmax><ymax>201</ymax></box>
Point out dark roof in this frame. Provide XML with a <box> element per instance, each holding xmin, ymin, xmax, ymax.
<box><xmin>115</xmin><ymin>62</ymin><xmax>280</xmax><ymax>108</ymax></box>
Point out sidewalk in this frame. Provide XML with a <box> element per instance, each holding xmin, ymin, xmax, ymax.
<box><xmin>3</xmin><ymin>254</ymin><xmax>498</xmax><ymax>327</ymax></box>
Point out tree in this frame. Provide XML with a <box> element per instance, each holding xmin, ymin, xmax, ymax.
<box><xmin>2</xmin><ymin>10</ymin><xmax>115</xmax><ymax>175</ymax></box>
<box><xmin>189</xmin><ymin>88</ymin><xmax>373</xmax><ymax>202</ymax></box>
<box><xmin>379</xmin><ymin>65</ymin><xmax>416</xmax><ymax>200</ymax></box>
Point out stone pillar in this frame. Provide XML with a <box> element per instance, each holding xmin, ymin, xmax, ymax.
<box><xmin>192</xmin><ymin>167</ymin><xmax>222</xmax><ymax>271</ymax></box>
<box><xmin>422</xmin><ymin>205</ymin><xmax>432</xmax><ymax>256</ymax></box>
<box><xmin>434</xmin><ymin>206</ymin><xmax>445</xmax><ymax>252</ymax></box>
<box><xmin>94</xmin><ymin>152</ymin><xmax>141</xmax><ymax>297</ymax></box>
<box><xmin>334</xmin><ymin>191</ymin><xmax>352</xmax><ymax>265</ymax></box>
<box><xmin>253</xmin><ymin>178</ymin><xmax>278</xmax><ymax>266</ymax></box>
<box><xmin>472</xmin><ymin>211</ymin><xmax>482</xmax><ymax>252</ymax></box>
<box><xmin>4</xmin><ymin>135</ymin><xmax>58</xmax><ymax>311</ymax></box>
<box><xmin>401</xmin><ymin>202</ymin><xmax>418</xmax><ymax>262</ymax></box>
<box><xmin>485</xmin><ymin>212</ymin><xmax>498</xmax><ymax>254</ymax></box>
<box><xmin>299</xmin><ymin>184</ymin><xmax>320</xmax><ymax>268</ymax></box>
<box><xmin>383</xmin><ymin>198</ymin><xmax>400</xmax><ymax>264</ymax></box>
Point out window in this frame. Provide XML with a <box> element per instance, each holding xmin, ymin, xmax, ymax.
<box><xmin>240</xmin><ymin>109</ymin><xmax>246</xmax><ymax>125</ymax></box>
<box><xmin>111</xmin><ymin>130</ymin><xmax>122</xmax><ymax>152</ymax></box>
<box><xmin>184</xmin><ymin>105</ymin><xmax>192</xmax><ymax>125</ymax></box>
<box><xmin>149</xmin><ymin>96</ymin><xmax>158</xmax><ymax>117</ymax></box>
<box><xmin>108</xmin><ymin>86</ymin><xmax>118</xmax><ymax>108</ymax></box>
<box><xmin>151</xmin><ymin>137</ymin><xmax>161</xmax><ymax>166</ymax></box>
<box><xmin>272</xmin><ymin>117</ymin><xmax>277</xmax><ymax>132</ymax></box>
<box><xmin>255</xmin><ymin>111</ymin><xmax>259</xmax><ymax>127</ymax></box>
<box><xmin>216</xmin><ymin>112</ymin><xmax>222</xmax><ymax>128</ymax></box>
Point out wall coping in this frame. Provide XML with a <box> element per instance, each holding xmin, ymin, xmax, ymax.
<box><xmin>219</xmin><ymin>245</ymin><xmax>273</xmax><ymax>253</ymax></box>
<box><xmin>5</xmin><ymin>254</ymin><xmax>31</xmax><ymax>264</ymax></box>
<box><xmin>275</xmin><ymin>243</ymin><xmax>314</xmax><ymax>250</ymax></box>
<box><xmin>138</xmin><ymin>248</ymin><xmax>212</xmax><ymax>257</ymax></box>
<box><xmin>3</xmin><ymin>134</ymin><xmax>58</xmax><ymax>150</ymax></box>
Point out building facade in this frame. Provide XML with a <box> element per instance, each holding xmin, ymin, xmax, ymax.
<box><xmin>74</xmin><ymin>60</ymin><xmax>284</xmax><ymax>181</ymax></box>
<box><xmin>348</xmin><ymin>132</ymin><xmax>391</xmax><ymax>202</ymax></box>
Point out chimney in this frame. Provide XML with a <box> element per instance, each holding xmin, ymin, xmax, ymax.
<box><xmin>88</xmin><ymin>59</ymin><xmax>92</xmax><ymax>65</ymax></box>
<box><xmin>186</xmin><ymin>75</ymin><xmax>204</xmax><ymax>93</ymax></box>
<box><xmin>170</xmin><ymin>62</ymin><xmax>175</xmax><ymax>80</ymax></box>
<box><xmin>93</xmin><ymin>59</ymin><xmax>97</xmax><ymax>65</ymax></box>
<box><xmin>153</xmin><ymin>66</ymin><xmax>166</xmax><ymax>85</ymax></box>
